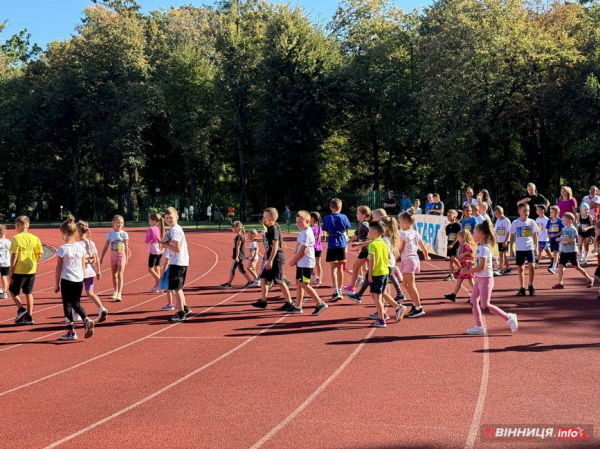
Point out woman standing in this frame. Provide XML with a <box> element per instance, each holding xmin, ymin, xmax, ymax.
<box><xmin>556</xmin><ymin>186</ymin><xmax>578</xmax><ymax>218</ymax></box>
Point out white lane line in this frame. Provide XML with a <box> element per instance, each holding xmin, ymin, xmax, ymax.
<box><xmin>43</xmin><ymin>315</ymin><xmax>288</xmax><ymax>449</ymax></box>
<box><xmin>148</xmin><ymin>336</ymin><xmax>251</xmax><ymax>339</ymax></box>
<box><xmin>250</xmin><ymin>327</ymin><xmax>377</xmax><ymax>449</ymax></box>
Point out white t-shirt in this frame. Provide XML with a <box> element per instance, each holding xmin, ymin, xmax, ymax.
<box><xmin>248</xmin><ymin>241</ymin><xmax>259</xmax><ymax>261</ymax></box>
<box><xmin>535</xmin><ymin>216</ymin><xmax>549</xmax><ymax>242</ymax></box>
<box><xmin>296</xmin><ymin>227</ymin><xmax>315</xmax><ymax>268</ymax></box>
<box><xmin>207</xmin><ymin>206</ymin><xmax>212</xmax><ymax>216</ymax></box>
<box><xmin>78</xmin><ymin>239</ymin><xmax>98</xmax><ymax>278</ymax></box>
<box><xmin>475</xmin><ymin>244</ymin><xmax>493</xmax><ymax>278</ymax></box>
<box><xmin>473</xmin><ymin>215</ymin><xmax>485</xmax><ymax>225</ymax></box>
<box><xmin>494</xmin><ymin>217</ymin><xmax>511</xmax><ymax>243</ymax></box>
<box><xmin>106</xmin><ymin>230</ymin><xmax>129</xmax><ymax>251</ymax></box>
<box><xmin>0</xmin><ymin>237</ymin><xmax>11</xmax><ymax>267</ymax></box>
<box><xmin>167</xmin><ymin>224</ymin><xmax>189</xmax><ymax>266</ymax></box>
<box><xmin>400</xmin><ymin>229</ymin><xmax>421</xmax><ymax>260</ymax></box>
<box><xmin>57</xmin><ymin>243</ymin><xmax>85</xmax><ymax>282</ymax></box>
<box><xmin>383</xmin><ymin>236</ymin><xmax>396</xmax><ymax>266</ymax></box>
<box><xmin>583</xmin><ymin>195</ymin><xmax>600</xmax><ymax>218</ymax></box>
<box><xmin>509</xmin><ymin>218</ymin><xmax>539</xmax><ymax>251</ymax></box>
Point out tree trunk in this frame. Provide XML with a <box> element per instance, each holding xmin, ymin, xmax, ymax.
<box><xmin>479</xmin><ymin>131</ymin><xmax>492</xmax><ymax>190</ymax></box>
<box><xmin>72</xmin><ymin>150</ymin><xmax>80</xmax><ymax>218</ymax></box>
<box><xmin>539</xmin><ymin>118</ymin><xmax>550</xmax><ymax>194</ymax></box>
<box><xmin>369</xmin><ymin>121</ymin><xmax>380</xmax><ymax>190</ymax></box>
<box><xmin>125</xmin><ymin>166</ymin><xmax>137</xmax><ymax>221</ymax></box>
<box><xmin>31</xmin><ymin>195</ymin><xmax>43</xmax><ymax>221</ymax></box>
<box><xmin>235</xmin><ymin>100</ymin><xmax>247</xmax><ymax>219</ymax></box>
<box><xmin>190</xmin><ymin>173</ymin><xmax>198</xmax><ymax>222</ymax></box>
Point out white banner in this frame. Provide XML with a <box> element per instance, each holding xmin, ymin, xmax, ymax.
<box><xmin>413</xmin><ymin>214</ymin><xmax>448</xmax><ymax>257</ymax></box>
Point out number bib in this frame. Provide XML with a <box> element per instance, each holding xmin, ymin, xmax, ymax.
<box><xmin>111</xmin><ymin>241</ymin><xmax>124</xmax><ymax>251</ymax></box>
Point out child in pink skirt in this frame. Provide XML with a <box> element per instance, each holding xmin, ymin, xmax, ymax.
<box><xmin>398</xmin><ymin>208</ymin><xmax>430</xmax><ymax>318</ymax></box>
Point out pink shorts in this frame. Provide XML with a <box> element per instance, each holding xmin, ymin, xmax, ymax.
<box><xmin>401</xmin><ymin>257</ymin><xmax>420</xmax><ymax>274</ymax></box>
<box><xmin>110</xmin><ymin>250</ymin><xmax>127</xmax><ymax>265</ymax></box>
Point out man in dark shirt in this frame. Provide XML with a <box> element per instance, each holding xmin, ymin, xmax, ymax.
<box><xmin>517</xmin><ymin>183</ymin><xmax>550</xmax><ymax>219</ymax></box>
<box><xmin>383</xmin><ymin>191</ymin><xmax>398</xmax><ymax>215</ymax></box>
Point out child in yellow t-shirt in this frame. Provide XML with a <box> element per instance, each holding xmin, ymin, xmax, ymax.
<box><xmin>10</xmin><ymin>216</ymin><xmax>43</xmax><ymax>325</ymax></box>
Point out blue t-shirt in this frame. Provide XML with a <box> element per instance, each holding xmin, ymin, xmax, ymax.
<box><xmin>461</xmin><ymin>217</ymin><xmax>477</xmax><ymax>234</ymax></box>
<box><xmin>322</xmin><ymin>213</ymin><xmax>351</xmax><ymax>249</ymax></box>
<box><xmin>401</xmin><ymin>198</ymin><xmax>412</xmax><ymax>211</ymax></box>
<box><xmin>546</xmin><ymin>218</ymin><xmax>564</xmax><ymax>242</ymax></box>
<box><xmin>425</xmin><ymin>202</ymin><xmax>434</xmax><ymax>214</ymax></box>
<box><xmin>559</xmin><ymin>225</ymin><xmax>578</xmax><ymax>253</ymax></box>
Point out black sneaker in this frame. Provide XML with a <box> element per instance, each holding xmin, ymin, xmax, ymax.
<box><xmin>18</xmin><ymin>313</ymin><xmax>34</xmax><ymax>325</ymax></box>
<box><xmin>243</xmin><ymin>281</ymin><xmax>254</xmax><ymax>288</ymax></box>
<box><xmin>251</xmin><ymin>300</ymin><xmax>268</xmax><ymax>309</ymax></box>
<box><xmin>220</xmin><ymin>283</ymin><xmax>232</xmax><ymax>289</ymax></box>
<box><xmin>395</xmin><ymin>294</ymin><xmax>406</xmax><ymax>302</ymax></box>
<box><xmin>277</xmin><ymin>301</ymin><xmax>294</xmax><ymax>311</ymax></box>
<box><xmin>171</xmin><ymin>311</ymin><xmax>186</xmax><ymax>322</ymax></box>
<box><xmin>331</xmin><ymin>290</ymin><xmax>343</xmax><ymax>302</ymax></box>
<box><xmin>444</xmin><ymin>293</ymin><xmax>457</xmax><ymax>302</ymax></box>
<box><xmin>504</xmin><ymin>267</ymin><xmax>512</xmax><ymax>274</ymax></box>
<box><xmin>528</xmin><ymin>285</ymin><xmax>536</xmax><ymax>296</ymax></box>
<box><xmin>183</xmin><ymin>306</ymin><xmax>192</xmax><ymax>316</ymax></box>
<box><xmin>312</xmin><ymin>303</ymin><xmax>328</xmax><ymax>316</ymax></box>
<box><xmin>15</xmin><ymin>307</ymin><xmax>27</xmax><ymax>323</ymax></box>
<box><xmin>407</xmin><ymin>306</ymin><xmax>425</xmax><ymax>318</ymax></box>
<box><xmin>347</xmin><ymin>292</ymin><xmax>362</xmax><ymax>303</ymax></box>
<box><xmin>288</xmin><ymin>305</ymin><xmax>303</xmax><ymax>314</ymax></box>
<box><xmin>516</xmin><ymin>288</ymin><xmax>526</xmax><ymax>296</ymax></box>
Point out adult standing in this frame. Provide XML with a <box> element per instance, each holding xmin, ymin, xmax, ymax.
<box><xmin>477</xmin><ymin>189</ymin><xmax>493</xmax><ymax>212</ymax></box>
<box><xmin>556</xmin><ymin>186</ymin><xmax>578</xmax><ymax>218</ymax></box>
<box><xmin>400</xmin><ymin>192</ymin><xmax>412</xmax><ymax>212</ymax></box>
<box><xmin>517</xmin><ymin>183</ymin><xmax>550</xmax><ymax>220</ymax></box>
<box><xmin>462</xmin><ymin>187</ymin><xmax>479</xmax><ymax>208</ymax></box>
<box><xmin>206</xmin><ymin>203</ymin><xmax>212</xmax><ymax>223</ymax></box>
<box><xmin>582</xmin><ymin>186</ymin><xmax>600</xmax><ymax>220</ymax></box>
<box><xmin>383</xmin><ymin>191</ymin><xmax>398</xmax><ymax>215</ymax></box>
<box><xmin>189</xmin><ymin>205</ymin><xmax>194</xmax><ymax>221</ymax></box>
<box><xmin>425</xmin><ymin>194</ymin><xmax>434</xmax><ymax>214</ymax></box>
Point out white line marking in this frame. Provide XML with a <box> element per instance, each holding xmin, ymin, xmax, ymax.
<box><xmin>464</xmin><ymin>325</ymin><xmax>489</xmax><ymax>449</ymax></box>
<box><xmin>148</xmin><ymin>336</ymin><xmax>251</xmax><ymax>339</ymax></box>
<box><xmin>43</xmin><ymin>315</ymin><xmax>288</xmax><ymax>449</ymax></box>
<box><xmin>250</xmin><ymin>327</ymin><xmax>376</xmax><ymax>449</ymax></box>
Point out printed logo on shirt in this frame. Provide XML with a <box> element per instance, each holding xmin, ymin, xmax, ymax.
<box><xmin>448</xmin><ymin>233</ymin><xmax>457</xmax><ymax>242</ymax></box>
<box><xmin>516</xmin><ymin>227</ymin><xmax>533</xmax><ymax>238</ymax></box>
<box><xmin>496</xmin><ymin>227</ymin><xmax>505</xmax><ymax>236</ymax></box>
<box><xmin>549</xmin><ymin>224</ymin><xmax>560</xmax><ymax>233</ymax></box>
<box><xmin>538</xmin><ymin>222</ymin><xmax>544</xmax><ymax>230</ymax></box>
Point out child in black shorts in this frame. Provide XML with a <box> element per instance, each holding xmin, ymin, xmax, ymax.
<box><xmin>445</xmin><ymin>210</ymin><xmax>461</xmax><ymax>280</ymax></box>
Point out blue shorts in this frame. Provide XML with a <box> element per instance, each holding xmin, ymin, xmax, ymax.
<box><xmin>538</xmin><ymin>241</ymin><xmax>549</xmax><ymax>251</ymax></box>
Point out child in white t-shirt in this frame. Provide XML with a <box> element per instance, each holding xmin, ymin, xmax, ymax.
<box><xmin>55</xmin><ymin>218</ymin><xmax>95</xmax><ymax>341</ymax></box>
<box><xmin>493</xmin><ymin>206</ymin><xmax>511</xmax><ymax>274</ymax></box>
<box><xmin>462</xmin><ymin>221</ymin><xmax>518</xmax><ymax>335</ymax></box>
<box><xmin>0</xmin><ymin>225</ymin><xmax>10</xmax><ymax>299</ymax></box>
<box><xmin>246</xmin><ymin>229</ymin><xmax>260</xmax><ymax>285</ymax></box>
<box><xmin>508</xmin><ymin>203</ymin><xmax>539</xmax><ymax>296</ymax></box>
<box><xmin>535</xmin><ymin>205</ymin><xmax>552</xmax><ymax>267</ymax></box>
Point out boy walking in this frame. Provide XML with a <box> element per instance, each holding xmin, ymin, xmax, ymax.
<box><xmin>546</xmin><ymin>206</ymin><xmax>564</xmax><ymax>274</ymax></box>
<box><xmin>368</xmin><ymin>222</ymin><xmax>393</xmax><ymax>328</ymax></box>
<box><xmin>0</xmin><ymin>225</ymin><xmax>11</xmax><ymax>299</ymax></box>
<box><xmin>322</xmin><ymin>198</ymin><xmax>351</xmax><ymax>301</ymax></box>
<box><xmin>10</xmin><ymin>216</ymin><xmax>43</xmax><ymax>324</ymax></box>
<box><xmin>493</xmin><ymin>206</ymin><xmax>511</xmax><ymax>274</ymax></box>
<box><xmin>552</xmin><ymin>212</ymin><xmax>594</xmax><ymax>289</ymax></box>
<box><xmin>287</xmin><ymin>211</ymin><xmax>328</xmax><ymax>316</ymax></box>
<box><xmin>535</xmin><ymin>205</ymin><xmax>552</xmax><ymax>267</ymax></box>
<box><xmin>509</xmin><ymin>204</ymin><xmax>539</xmax><ymax>296</ymax></box>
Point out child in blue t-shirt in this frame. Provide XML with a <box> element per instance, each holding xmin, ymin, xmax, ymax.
<box><xmin>322</xmin><ymin>198</ymin><xmax>351</xmax><ymax>301</ymax></box>
<box><xmin>546</xmin><ymin>205</ymin><xmax>564</xmax><ymax>274</ymax></box>
<box><xmin>461</xmin><ymin>204</ymin><xmax>477</xmax><ymax>234</ymax></box>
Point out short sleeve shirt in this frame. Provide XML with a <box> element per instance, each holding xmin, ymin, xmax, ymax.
<box><xmin>322</xmin><ymin>213</ymin><xmax>351</xmax><ymax>249</ymax></box>
<box><xmin>0</xmin><ymin>238</ymin><xmax>11</xmax><ymax>268</ymax></box>
<box><xmin>546</xmin><ymin>218</ymin><xmax>564</xmax><ymax>240</ymax></box>
<box><xmin>9</xmin><ymin>233</ymin><xmax>43</xmax><ymax>274</ymax></box>
<box><xmin>446</xmin><ymin>223</ymin><xmax>461</xmax><ymax>246</ymax></box>
<box><xmin>57</xmin><ymin>243</ymin><xmax>85</xmax><ymax>282</ymax></box>
<box><xmin>383</xmin><ymin>198</ymin><xmax>398</xmax><ymax>214</ymax></box>
<box><xmin>536</xmin><ymin>216</ymin><xmax>549</xmax><ymax>242</ymax></box>
<box><xmin>311</xmin><ymin>225</ymin><xmax>323</xmax><ymax>252</ymax></box>
<box><xmin>430</xmin><ymin>202</ymin><xmax>444</xmax><ymax>215</ymax></box>
<box><xmin>233</xmin><ymin>234</ymin><xmax>246</xmax><ymax>260</ymax></box>
<box><xmin>475</xmin><ymin>244</ymin><xmax>493</xmax><ymax>278</ymax></box>
<box><xmin>523</xmin><ymin>193</ymin><xmax>549</xmax><ymax>219</ymax></box>
<box><xmin>296</xmin><ymin>227</ymin><xmax>315</xmax><ymax>268</ymax></box>
<box><xmin>106</xmin><ymin>230</ymin><xmax>129</xmax><ymax>251</ymax></box>
<box><xmin>494</xmin><ymin>218</ymin><xmax>511</xmax><ymax>243</ymax></box>
<box><xmin>401</xmin><ymin>198</ymin><xmax>412</xmax><ymax>211</ymax></box>
<box><xmin>265</xmin><ymin>224</ymin><xmax>285</xmax><ymax>260</ymax></box>
<box><xmin>509</xmin><ymin>218</ymin><xmax>539</xmax><ymax>251</ymax></box>
<box><xmin>78</xmin><ymin>239</ymin><xmax>98</xmax><ymax>278</ymax></box>
<box><xmin>368</xmin><ymin>238</ymin><xmax>390</xmax><ymax>276</ymax></box>
<box><xmin>560</xmin><ymin>225</ymin><xmax>578</xmax><ymax>253</ymax></box>
<box><xmin>557</xmin><ymin>199</ymin><xmax>577</xmax><ymax>217</ymax></box>
<box><xmin>400</xmin><ymin>229</ymin><xmax>422</xmax><ymax>261</ymax></box>
<box><xmin>168</xmin><ymin>225</ymin><xmax>189</xmax><ymax>266</ymax></box>
<box><xmin>461</xmin><ymin>217</ymin><xmax>477</xmax><ymax>234</ymax></box>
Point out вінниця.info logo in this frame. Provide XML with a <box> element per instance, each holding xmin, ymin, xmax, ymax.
<box><xmin>482</xmin><ymin>425</ymin><xmax>593</xmax><ymax>442</ymax></box>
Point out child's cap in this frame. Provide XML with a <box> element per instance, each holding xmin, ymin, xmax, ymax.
<box><xmin>581</xmin><ymin>203</ymin><xmax>590</xmax><ymax>210</ymax></box>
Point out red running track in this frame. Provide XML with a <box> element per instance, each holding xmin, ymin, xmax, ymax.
<box><xmin>0</xmin><ymin>228</ymin><xmax>598</xmax><ymax>448</ymax></box>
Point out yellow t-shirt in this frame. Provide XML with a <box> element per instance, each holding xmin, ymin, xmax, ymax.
<box><xmin>368</xmin><ymin>237</ymin><xmax>390</xmax><ymax>276</ymax></box>
<box><xmin>9</xmin><ymin>233</ymin><xmax>43</xmax><ymax>274</ymax></box>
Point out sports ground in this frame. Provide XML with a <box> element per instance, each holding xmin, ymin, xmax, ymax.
<box><xmin>0</xmin><ymin>228</ymin><xmax>598</xmax><ymax>448</ymax></box>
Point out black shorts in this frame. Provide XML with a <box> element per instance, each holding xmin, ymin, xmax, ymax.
<box><xmin>0</xmin><ymin>266</ymin><xmax>9</xmax><ymax>276</ymax></box>
<box><xmin>260</xmin><ymin>253</ymin><xmax>286</xmax><ymax>284</ymax></box>
<box><xmin>550</xmin><ymin>239</ymin><xmax>560</xmax><ymax>253</ymax></box>
<box><xmin>370</xmin><ymin>275</ymin><xmax>388</xmax><ymax>294</ymax></box>
<box><xmin>595</xmin><ymin>266</ymin><xmax>600</xmax><ymax>278</ymax></box>
<box><xmin>326</xmin><ymin>247</ymin><xmax>347</xmax><ymax>263</ymax></box>
<box><xmin>168</xmin><ymin>265</ymin><xmax>187</xmax><ymax>291</ymax></box>
<box><xmin>295</xmin><ymin>267</ymin><xmax>312</xmax><ymax>283</ymax></box>
<box><xmin>358</xmin><ymin>249</ymin><xmax>369</xmax><ymax>260</ymax></box>
<box><xmin>447</xmin><ymin>244</ymin><xmax>459</xmax><ymax>258</ymax></box>
<box><xmin>579</xmin><ymin>230</ymin><xmax>594</xmax><ymax>239</ymax></box>
<box><xmin>497</xmin><ymin>242</ymin><xmax>509</xmax><ymax>253</ymax></box>
<box><xmin>148</xmin><ymin>254</ymin><xmax>162</xmax><ymax>268</ymax></box>
<box><xmin>9</xmin><ymin>273</ymin><xmax>36</xmax><ymax>295</ymax></box>
<box><xmin>515</xmin><ymin>250</ymin><xmax>535</xmax><ymax>266</ymax></box>
<box><xmin>559</xmin><ymin>252</ymin><xmax>579</xmax><ymax>267</ymax></box>
<box><xmin>314</xmin><ymin>250</ymin><xmax>322</xmax><ymax>258</ymax></box>
<box><xmin>230</xmin><ymin>259</ymin><xmax>246</xmax><ymax>275</ymax></box>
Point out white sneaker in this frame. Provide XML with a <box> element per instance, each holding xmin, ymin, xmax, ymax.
<box><xmin>355</xmin><ymin>275</ymin><xmax>363</xmax><ymax>287</ymax></box>
<box><xmin>507</xmin><ymin>313</ymin><xmax>518</xmax><ymax>332</ymax></box>
<box><xmin>72</xmin><ymin>312</ymin><xmax>82</xmax><ymax>322</ymax></box>
<box><xmin>0</xmin><ymin>292</ymin><xmax>7</xmax><ymax>299</ymax></box>
<box><xmin>466</xmin><ymin>325</ymin><xmax>487</xmax><ymax>335</ymax></box>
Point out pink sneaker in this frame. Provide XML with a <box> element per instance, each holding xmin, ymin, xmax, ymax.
<box><xmin>342</xmin><ymin>285</ymin><xmax>355</xmax><ymax>293</ymax></box>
